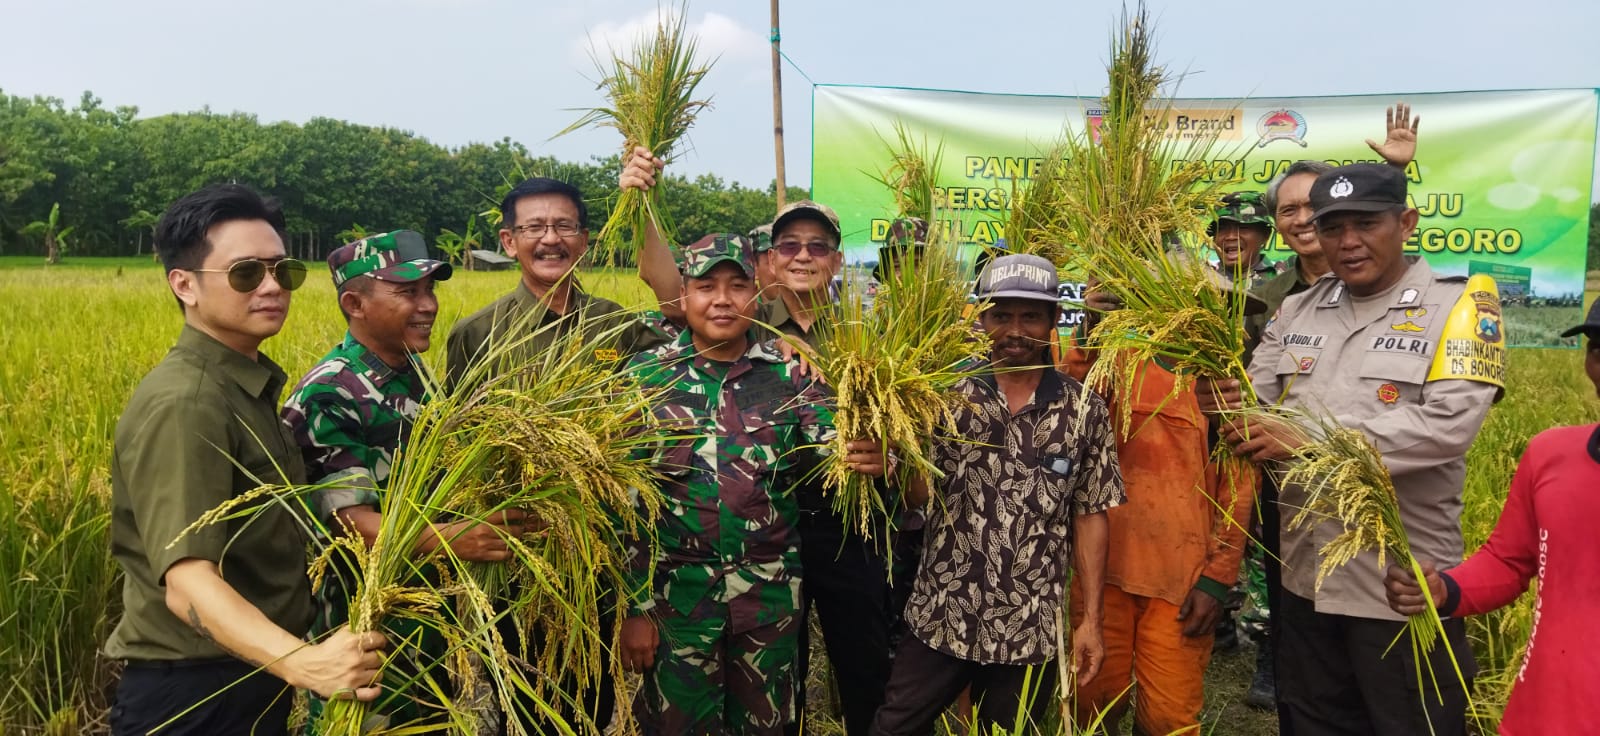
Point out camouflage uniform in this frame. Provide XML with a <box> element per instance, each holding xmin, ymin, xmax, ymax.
<box><xmin>1208</xmin><ymin>194</ymin><xmax>1278</xmax><ymax>642</ymax></box>
<box><xmin>623</xmin><ymin>235</ymin><xmax>836</xmax><ymax>736</ymax></box>
<box><xmin>280</xmin><ymin>230</ymin><xmax>452</xmax><ymax>729</ymax></box>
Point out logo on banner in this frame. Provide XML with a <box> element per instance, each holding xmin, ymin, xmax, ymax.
<box><xmin>1256</xmin><ymin>109</ymin><xmax>1308</xmax><ymax>148</ymax></box>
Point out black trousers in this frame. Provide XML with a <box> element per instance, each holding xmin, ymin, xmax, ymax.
<box><xmin>497</xmin><ymin>587</ymin><xmax>617</xmax><ymax>735</ymax></box>
<box><xmin>871</xmin><ymin>636</ymin><xmax>1057</xmax><ymax>736</ymax></box>
<box><xmin>789</xmin><ymin>513</ymin><xmax>892</xmax><ymax>736</ymax></box>
<box><xmin>111</xmin><ymin>658</ymin><xmax>293</xmax><ymax>736</ymax></box>
<box><xmin>1276</xmin><ymin>591</ymin><xmax>1476</xmax><ymax>736</ymax></box>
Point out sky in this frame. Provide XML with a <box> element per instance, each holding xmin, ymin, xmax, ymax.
<box><xmin>3</xmin><ymin>0</ymin><xmax>1598</xmax><ymax>194</ymax></box>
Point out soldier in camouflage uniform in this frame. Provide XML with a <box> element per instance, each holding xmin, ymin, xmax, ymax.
<box><xmin>283</xmin><ymin>230</ymin><xmax>526</xmax><ymax>729</ymax></box>
<box><xmin>617</xmin><ymin>234</ymin><xmax>887</xmax><ymax>736</ymax></box>
<box><xmin>1209</xmin><ymin>191</ymin><xmax>1288</xmax><ymax>291</ymax></box>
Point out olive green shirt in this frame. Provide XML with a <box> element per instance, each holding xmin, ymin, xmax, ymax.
<box><xmin>1244</xmin><ymin>255</ymin><xmax>1316</xmax><ymax>363</ymax></box>
<box><xmin>444</xmin><ymin>281</ymin><xmax>665</xmax><ymax>388</ymax></box>
<box><xmin>106</xmin><ymin>326</ymin><xmax>314</xmax><ymax>661</ymax></box>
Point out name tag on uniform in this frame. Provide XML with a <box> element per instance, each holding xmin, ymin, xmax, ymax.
<box><xmin>1369</xmin><ymin>335</ymin><xmax>1433</xmax><ymax>357</ymax></box>
<box><xmin>1282</xmin><ymin>333</ymin><xmax>1327</xmax><ymax>349</ymax></box>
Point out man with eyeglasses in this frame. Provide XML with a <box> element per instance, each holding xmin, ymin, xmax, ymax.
<box><xmin>106</xmin><ymin>184</ymin><xmax>386</xmax><ymax>736</ymax></box>
<box><xmin>281</xmin><ymin>230</ymin><xmax>527</xmax><ymax>731</ymax></box>
<box><xmin>620</xmin><ymin>149</ymin><xmax>892</xmax><ymax>735</ymax></box>
<box><xmin>445</xmin><ymin>177</ymin><xmax>660</xmax><ymax>388</ymax></box>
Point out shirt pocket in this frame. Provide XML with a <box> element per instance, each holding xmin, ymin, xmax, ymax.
<box><xmin>1357</xmin><ymin>352</ymin><xmax>1431</xmax><ymax>407</ymax></box>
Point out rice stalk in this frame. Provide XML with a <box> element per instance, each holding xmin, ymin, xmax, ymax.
<box><xmin>872</xmin><ymin>120</ymin><xmax>943</xmax><ymax>224</ymax></box>
<box><xmin>557</xmin><ymin>4</ymin><xmax>714</xmax><ymax>262</ymax></box>
<box><xmin>801</xmin><ymin>218</ymin><xmax>989</xmax><ymax>547</ymax></box>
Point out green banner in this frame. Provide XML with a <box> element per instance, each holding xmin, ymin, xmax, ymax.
<box><xmin>812</xmin><ymin>86</ymin><xmax>1598</xmax><ymax>346</ymax></box>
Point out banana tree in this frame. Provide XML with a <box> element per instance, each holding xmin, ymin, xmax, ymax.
<box><xmin>23</xmin><ymin>203</ymin><xmax>73</xmax><ymax>265</ymax></box>
<box><xmin>436</xmin><ymin>215</ymin><xmax>482</xmax><ymax>269</ymax></box>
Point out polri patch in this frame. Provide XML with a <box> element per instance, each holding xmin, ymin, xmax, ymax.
<box><xmin>1377</xmin><ymin>383</ymin><xmax>1401</xmax><ymax>404</ymax></box>
<box><xmin>1369</xmin><ymin>335</ymin><xmax>1433</xmax><ymax>357</ymax></box>
<box><xmin>1298</xmin><ymin>356</ymin><xmax>1316</xmax><ymax>373</ymax></box>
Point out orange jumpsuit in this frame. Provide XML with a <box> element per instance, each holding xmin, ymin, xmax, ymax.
<box><xmin>1060</xmin><ymin>335</ymin><xmax>1257</xmax><ymax>735</ymax></box>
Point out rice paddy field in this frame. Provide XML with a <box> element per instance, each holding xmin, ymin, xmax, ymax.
<box><xmin>1</xmin><ymin>256</ymin><xmax>1596</xmax><ymax>734</ymax></box>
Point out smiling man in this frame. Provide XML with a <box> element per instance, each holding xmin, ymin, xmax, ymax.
<box><xmin>1208</xmin><ymin>191</ymin><xmax>1282</xmax><ymax>287</ymax></box>
<box><xmin>282</xmin><ymin>230</ymin><xmax>525</xmax><ymax>729</ymax></box>
<box><xmin>1208</xmin><ymin>163</ymin><xmax>1503</xmax><ymax>735</ymax></box>
<box><xmin>107</xmin><ymin>184</ymin><xmax>385</xmax><ymax>736</ymax></box>
<box><xmin>619</xmin><ymin>234</ymin><xmax>885</xmax><ymax>735</ymax></box>
<box><xmin>446</xmin><ymin>177</ymin><xmax>657</xmax><ymax>388</ymax></box>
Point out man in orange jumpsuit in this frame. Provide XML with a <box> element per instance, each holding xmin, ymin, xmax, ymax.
<box><xmin>1061</xmin><ymin>285</ymin><xmax>1258</xmax><ymax>735</ymax></box>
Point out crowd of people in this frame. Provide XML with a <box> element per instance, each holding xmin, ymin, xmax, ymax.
<box><xmin>103</xmin><ymin>102</ymin><xmax>1595</xmax><ymax>736</ymax></box>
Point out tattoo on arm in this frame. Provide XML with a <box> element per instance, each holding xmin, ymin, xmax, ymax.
<box><xmin>186</xmin><ymin>604</ymin><xmax>262</xmax><ymax>667</ymax></box>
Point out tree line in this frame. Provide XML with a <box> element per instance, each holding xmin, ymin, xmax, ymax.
<box><xmin>0</xmin><ymin>89</ymin><xmax>804</xmax><ymax>263</ymax></box>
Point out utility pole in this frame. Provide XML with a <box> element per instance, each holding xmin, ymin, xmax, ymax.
<box><xmin>769</xmin><ymin>0</ymin><xmax>788</xmax><ymax>209</ymax></box>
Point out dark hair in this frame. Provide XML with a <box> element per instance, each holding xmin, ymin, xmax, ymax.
<box><xmin>1262</xmin><ymin>160</ymin><xmax>1335</xmax><ymax>214</ymax></box>
<box><xmin>155</xmin><ymin>184</ymin><xmax>287</xmax><ymax>273</ymax></box>
<box><xmin>501</xmin><ymin>178</ymin><xmax>588</xmax><ymax>228</ymax></box>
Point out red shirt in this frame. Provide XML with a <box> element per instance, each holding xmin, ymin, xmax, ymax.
<box><xmin>1442</xmin><ymin>423</ymin><xmax>1600</xmax><ymax>736</ymax></box>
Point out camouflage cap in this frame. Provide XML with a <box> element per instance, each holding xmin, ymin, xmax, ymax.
<box><xmin>329</xmin><ymin>230</ymin><xmax>452</xmax><ymax>290</ymax></box>
<box><xmin>887</xmin><ymin>217</ymin><xmax>929</xmax><ymax>247</ymax></box>
<box><xmin>1207</xmin><ymin>191</ymin><xmax>1273</xmax><ymax>235</ymax></box>
<box><xmin>748</xmin><ymin>222</ymin><xmax>775</xmax><ymax>253</ymax></box>
<box><xmin>679</xmin><ymin>233</ymin><xmax>756</xmax><ymax>279</ymax></box>
<box><xmin>772</xmin><ymin>200</ymin><xmax>842</xmax><ymax>241</ymax></box>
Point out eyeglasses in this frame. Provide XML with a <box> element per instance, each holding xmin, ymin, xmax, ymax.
<box><xmin>189</xmin><ymin>258</ymin><xmax>308</xmax><ymax>292</ymax></box>
<box><xmin>511</xmin><ymin>222</ymin><xmax>583</xmax><ymax>240</ymax></box>
<box><xmin>773</xmin><ymin>240</ymin><xmax>836</xmax><ymax>258</ymax></box>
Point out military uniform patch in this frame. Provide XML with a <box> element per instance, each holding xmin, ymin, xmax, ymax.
<box><xmin>1377</xmin><ymin>383</ymin><xmax>1400</xmax><ymax>404</ymax></box>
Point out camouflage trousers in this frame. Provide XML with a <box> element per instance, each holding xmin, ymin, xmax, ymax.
<box><xmin>636</xmin><ymin>596</ymin><xmax>799</xmax><ymax>736</ymax></box>
<box><xmin>1238</xmin><ymin>541</ymin><xmax>1271</xmax><ymax>642</ymax></box>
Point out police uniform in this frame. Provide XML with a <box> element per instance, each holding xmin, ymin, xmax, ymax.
<box><xmin>1247</xmin><ymin>164</ymin><xmax>1504</xmax><ymax>736</ymax></box>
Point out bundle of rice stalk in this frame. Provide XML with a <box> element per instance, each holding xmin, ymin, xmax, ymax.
<box><xmin>1263</xmin><ymin>408</ymin><xmax>1475</xmax><ymax>720</ymax></box>
<box><xmin>805</xmin><ymin>223</ymin><xmax>991</xmax><ymax>544</ymax></box>
<box><xmin>1042</xmin><ymin>4</ymin><xmax>1254</xmax><ymax>429</ymax></box>
<box><xmin>171</xmin><ymin>313</ymin><xmax>666</xmax><ymax>736</ymax></box>
<box><xmin>873</xmin><ymin>120</ymin><xmax>943</xmax><ymax>224</ymax></box>
<box><xmin>557</xmin><ymin>5</ymin><xmax>713</xmax><ymax>262</ymax></box>
<box><xmin>1000</xmin><ymin>139</ymin><xmax>1074</xmax><ymax>266</ymax></box>
<box><xmin>438</xmin><ymin>315</ymin><xmax>666</xmax><ymax>723</ymax></box>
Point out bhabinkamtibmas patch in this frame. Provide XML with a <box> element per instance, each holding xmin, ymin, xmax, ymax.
<box><xmin>1427</xmin><ymin>274</ymin><xmax>1507</xmax><ymax>387</ymax></box>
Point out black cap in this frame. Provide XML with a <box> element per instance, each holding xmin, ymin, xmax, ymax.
<box><xmin>1560</xmin><ymin>298</ymin><xmax>1600</xmax><ymax>338</ymax></box>
<box><xmin>1310</xmin><ymin>163</ymin><xmax>1407</xmax><ymax>222</ymax></box>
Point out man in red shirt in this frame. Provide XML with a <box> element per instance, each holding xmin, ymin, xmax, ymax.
<box><xmin>1385</xmin><ymin>299</ymin><xmax>1600</xmax><ymax>735</ymax></box>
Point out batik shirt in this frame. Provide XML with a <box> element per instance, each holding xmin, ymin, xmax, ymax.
<box><xmin>281</xmin><ymin>333</ymin><xmax>426</xmax><ymax>523</ymax></box>
<box><xmin>624</xmin><ymin>330</ymin><xmax>834</xmax><ymax>634</ymax></box>
<box><xmin>905</xmin><ymin>367</ymin><xmax>1125</xmax><ymax>665</ymax></box>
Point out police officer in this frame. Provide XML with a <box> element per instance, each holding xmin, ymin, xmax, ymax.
<box><xmin>1205</xmin><ymin>163</ymin><xmax>1503</xmax><ymax>735</ymax></box>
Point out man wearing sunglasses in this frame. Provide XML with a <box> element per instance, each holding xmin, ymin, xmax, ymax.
<box><xmin>281</xmin><ymin>230</ymin><xmax>528</xmax><ymax>730</ymax></box>
<box><xmin>106</xmin><ymin>184</ymin><xmax>386</xmax><ymax>736</ymax></box>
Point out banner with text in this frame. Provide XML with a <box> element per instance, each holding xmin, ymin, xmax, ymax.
<box><xmin>812</xmin><ymin>85</ymin><xmax>1598</xmax><ymax>347</ymax></box>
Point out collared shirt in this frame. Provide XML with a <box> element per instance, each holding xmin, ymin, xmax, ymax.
<box><xmin>905</xmin><ymin>367</ymin><xmax>1125</xmax><ymax>665</ymax></box>
<box><xmin>1245</xmin><ymin>254</ymin><xmax>1317</xmax><ymax>360</ymax></box>
<box><xmin>106</xmin><ymin>326</ymin><xmax>313</xmax><ymax>661</ymax></box>
<box><xmin>624</xmin><ymin>331</ymin><xmax>834</xmax><ymax>634</ymax></box>
<box><xmin>1060</xmin><ymin>337</ymin><xmax>1257</xmax><ymax>607</ymax></box>
<box><xmin>281</xmin><ymin>332</ymin><xmax>426</xmax><ymax>522</ymax></box>
<box><xmin>1249</xmin><ymin>257</ymin><xmax>1499</xmax><ymax>620</ymax></box>
<box><xmin>444</xmin><ymin>281</ymin><xmax>666</xmax><ymax>388</ymax></box>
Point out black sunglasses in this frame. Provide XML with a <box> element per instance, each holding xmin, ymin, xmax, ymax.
<box><xmin>190</xmin><ymin>258</ymin><xmax>308</xmax><ymax>292</ymax></box>
<box><xmin>773</xmin><ymin>241</ymin><xmax>836</xmax><ymax>258</ymax></box>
